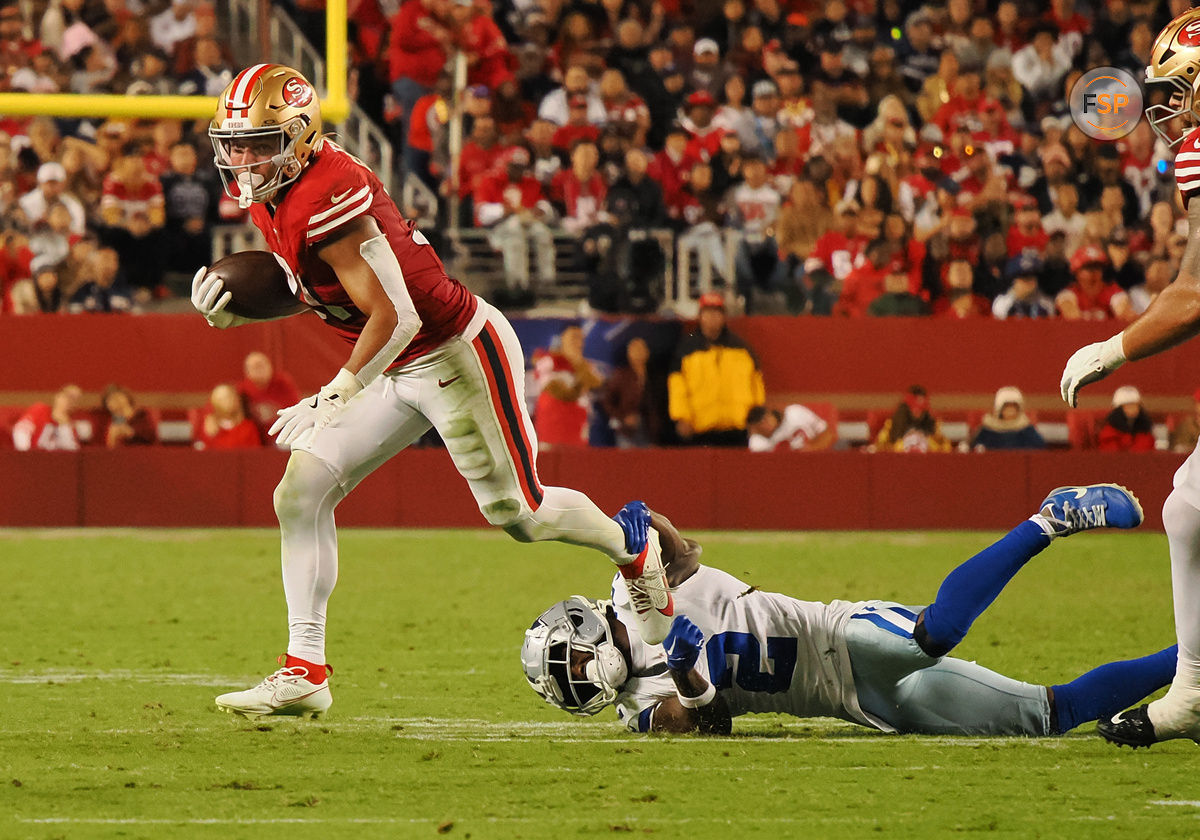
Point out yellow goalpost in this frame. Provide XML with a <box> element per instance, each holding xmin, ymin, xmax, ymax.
<box><xmin>0</xmin><ymin>0</ymin><xmax>349</xmax><ymax>122</ymax></box>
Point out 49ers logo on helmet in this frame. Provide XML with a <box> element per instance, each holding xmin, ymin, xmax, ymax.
<box><xmin>282</xmin><ymin>77</ymin><xmax>313</xmax><ymax>107</ymax></box>
<box><xmin>1179</xmin><ymin>19</ymin><xmax>1200</xmax><ymax>47</ymax></box>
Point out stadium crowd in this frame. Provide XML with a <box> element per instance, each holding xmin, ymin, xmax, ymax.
<box><xmin>0</xmin><ymin>0</ymin><xmax>1193</xmax><ymax>318</ymax></box>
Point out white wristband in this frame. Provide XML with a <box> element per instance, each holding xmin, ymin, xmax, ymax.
<box><xmin>323</xmin><ymin>367</ymin><xmax>363</xmax><ymax>400</ymax></box>
<box><xmin>1100</xmin><ymin>332</ymin><xmax>1127</xmax><ymax>367</ymax></box>
<box><xmin>677</xmin><ymin>681</ymin><xmax>717</xmax><ymax>709</ymax></box>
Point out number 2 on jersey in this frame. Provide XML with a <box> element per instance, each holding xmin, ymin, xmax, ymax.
<box><xmin>706</xmin><ymin>632</ymin><xmax>797</xmax><ymax>693</ymax></box>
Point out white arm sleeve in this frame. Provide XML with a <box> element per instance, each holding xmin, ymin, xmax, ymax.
<box><xmin>356</xmin><ymin>233</ymin><xmax>423</xmax><ymax>386</ymax></box>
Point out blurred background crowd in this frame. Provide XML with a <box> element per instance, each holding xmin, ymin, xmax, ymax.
<box><xmin>0</xmin><ymin>0</ymin><xmax>1194</xmax><ymax>319</ymax></box>
<box><xmin>4</xmin><ymin>0</ymin><xmax>1200</xmax><ymax>457</ymax></box>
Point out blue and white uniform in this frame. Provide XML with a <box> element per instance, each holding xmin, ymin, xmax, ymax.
<box><xmin>611</xmin><ymin>564</ymin><xmax>1052</xmax><ymax>736</ymax></box>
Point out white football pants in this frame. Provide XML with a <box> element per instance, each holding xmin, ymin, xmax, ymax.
<box><xmin>275</xmin><ymin>298</ymin><xmax>633</xmax><ymax>662</ymax></box>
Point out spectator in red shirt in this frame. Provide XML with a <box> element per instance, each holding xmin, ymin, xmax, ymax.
<box><xmin>12</xmin><ymin>384</ymin><xmax>80</xmax><ymax>451</ymax></box>
<box><xmin>648</xmin><ymin>125</ymin><xmax>693</xmax><ymax>212</ymax></box>
<box><xmin>387</xmin><ymin>0</ymin><xmax>450</xmax><ymax>112</ymax></box>
<box><xmin>550</xmin><ymin>140</ymin><xmax>607</xmax><ymax>235</ymax></box>
<box><xmin>1006</xmin><ymin>194</ymin><xmax>1049</xmax><ymax>257</ymax></box>
<box><xmin>932</xmin><ymin>70</ymin><xmax>990</xmax><ymax>138</ymax></box>
<box><xmin>1098</xmin><ymin>385</ymin><xmax>1156</xmax><ymax>453</ymax></box>
<box><xmin>956</xmin><ymin>144</ymin><xmax>1009</xmax><ymax>217</ymax></box>
<box><xmin>196</xmin><ymin>383</ymin><xmax>263</xmax><ymax>450</ymax></box>
<box><xmin>451</xmin><ymin>113</ymin><xmax>508</xmax><ymax>205</ymax></box>
<box><xmin>449</xmin><ymin>0</ymin><xmax>513</xmax><ymax>92</ymax></box>
<box><xmin>1056</xmin><ymin>244</ymin><xmax>1134</xmax><ymax>321</ymax></box>
<box><xmin>477</xmin><ymin>147</ymin><xmax>556</xmax><ymax>304</ymax></box>
<box><xmin>682</xmin><ymin>90</ymin><xmax>726</xmax><ymax>163</ymax></box>
<box><xmin>551</xmin><ymin>94</ymin><xmax>602</xmax><ymax>151</ymax></box>
<box><xmin>533</xmin><ymin>324</ymin><xmax>604</xmax><ymax>450</ymax></box>
<box><xmin>100</xmin><ymin>385</ymin><xmax>156</xmax><ymax>449</ymax></box>
<box><xmin>598</xmin><ymin>68</ymin><xmax>650</xmax><ymax>148</ymax></box>
<box><xmin>1044</xmin><ymin>0</ymin><xmax>1089</xmax><ymax>37</ymax></box>
<box><xmin>807</xmin><ymin>200</ymin><xmax>868</xmax><ymax>288</ymax></box>
<box><xmin>405</xmin><ymin>72</ymin><xmax>451</xmax><ymax>190</ymax></box>
<box><xmin>238</xmin><ymin>351</ymin><xmax>300</xmax><ymax>440</ymax></box>
<box><xmin>835</xmin><ymin>240</ymin><xmax>891</xmax><ymax>318</ymax></box>
<box><xmin>100</xmin><ymin>154</ymin><xmax>165</xmax><ymax>229</ymax></box>
<box><xmin>933</xmin><ymin>258</ymin><xmax>991</xmax><ymax>318</ymax></box>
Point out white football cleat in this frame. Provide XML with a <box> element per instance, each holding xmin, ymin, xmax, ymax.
<box><xmin>215</xmin><ymin>665</ymin><xmax>332</xmax><ymax>720</ymax></box>
<box><xmin>620</xmin><ymin>529</ymin><xmax>675</xmax><ymax>645</ymax></box>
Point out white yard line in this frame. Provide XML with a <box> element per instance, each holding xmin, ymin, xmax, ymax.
<box><xmin>0</xmin><ymin>670</ymin><xmax>246</xmax><ymax>686</ymax></box>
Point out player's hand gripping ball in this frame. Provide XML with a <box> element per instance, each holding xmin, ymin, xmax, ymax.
<box><xmin>192</xmin><ymin>251</ymin><xmax>307</xmax><ymax>326</ymax></box>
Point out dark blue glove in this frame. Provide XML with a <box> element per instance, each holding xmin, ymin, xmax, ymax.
<box><xmin>613</xmin><ymin>500</ymin><xmax>650</xmax><ymax>555</ymax></box>
<box><xmin>663</xmin><ymin>614</ymin><xmax>704</xmax><ymax>672</ymax></box>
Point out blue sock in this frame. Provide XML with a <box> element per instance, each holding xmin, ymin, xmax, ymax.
<box><xmin>918</xmin><ymin>520</ymin><xmax>1050</xmax><ymax>657</ymax></box>
<box><xmin>1052</xmin><ymin>646</ymin><xmax>1178</xmax><ymax>733</ymax></box>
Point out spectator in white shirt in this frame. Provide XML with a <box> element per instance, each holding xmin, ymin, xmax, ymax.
<box><xmin>746</xmin><ymin>404</ymin><xmax>835</xmax><ymax>452</ymax></box>
<box><xmin>1011</xmin><ymin>23</ymin><xmax>1073</xmax><ymax>106</ymax></box>
<box><xmin>1041</xmin><ymin>182</ymin><xmax>1086</xmax><ymax>256</ymax></box>
<box><xmin>150</xmin><ymin>0</ymin><xmax>197</xmax><ymax>55</ymax></box>
<box><xmin>18</xmin><ymin>161</ymin><xmax>87</xmax><ymax>235</ymax></box>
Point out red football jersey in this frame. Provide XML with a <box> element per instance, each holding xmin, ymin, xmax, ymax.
<box><xmin>1176</xmin><ymin>127</ymin><xmax>1200</xmax><ymax>205</ymax></box>
<box><xmin>249</xmin><ymin>141</ymin><xmax>477</xmax><ymax>370</ymax></box>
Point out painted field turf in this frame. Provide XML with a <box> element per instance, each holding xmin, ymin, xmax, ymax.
<box><xmin>1</xmin><ymin>527</ymin><xmax>1196</xmax><ymax>839</ymax></box>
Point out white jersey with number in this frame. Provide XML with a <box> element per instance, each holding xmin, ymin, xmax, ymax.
<box><xmin>611</xmin><ymin>564</ymin><xmax>872</xmax><ymax>732</ymax></box>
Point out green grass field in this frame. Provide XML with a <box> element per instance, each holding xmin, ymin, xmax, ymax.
<box><xmin>1</xmin><ymin>526</ymin><xmax>1196</xmax><ymax>839</ymax></box>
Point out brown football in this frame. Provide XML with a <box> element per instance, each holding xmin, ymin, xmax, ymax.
<box><xmin>207</xmin><ymin>251</ymin><xmax>308</xmax><ymax>320</ymax></box>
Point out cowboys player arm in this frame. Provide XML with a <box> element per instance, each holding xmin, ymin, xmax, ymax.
<box><xmin>634</xmin><ymin>511</ymin><xmax>732</xmax><ymax>735</ymax></box>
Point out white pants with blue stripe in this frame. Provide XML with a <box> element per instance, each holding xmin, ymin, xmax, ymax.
<box><xmin>845</xmin><ymin>602</ymin><xmax>1052</xmax><ymax>736</ymax></box>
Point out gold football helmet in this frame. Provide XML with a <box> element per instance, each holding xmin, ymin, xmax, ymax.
<box><xmin>1146</xmin><ymin>9</ymin><xmax>1200</xmax><ymax>147</ymax></box>
<box><xmin>210</xmin><ymin>64</ymin><xmax>323</xmax><ymax>207</ymax></box>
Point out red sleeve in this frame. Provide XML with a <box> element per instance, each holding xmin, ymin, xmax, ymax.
<box><xmin>1096</xmin><ymin>425</ymin><xmax>1124</xmax><ymax>451</ymax></box>
<box><xmin>289</xmin><ymin>156</ymin><xmax>373</xmax><ymax>247</ymax></box>
<box><xmin>1131</xmin><ymin>431</ymin><xmax>1157</xmax><ymax>452</ymax></box>
<box><xmin>1175</xmin><ymin>128</ymin><xmax>1200</xmax><ymax>205</ymax></box>
<box><xmin>810</xmin><ymin>233</ymin><xmax>832</xmax><ymax>266</ymax></box>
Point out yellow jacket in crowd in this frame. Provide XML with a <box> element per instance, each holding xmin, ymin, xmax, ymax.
<box><xmin>668</xmin><ymin>328</ymin><xmax>766</xmax><ymax>435</ymax></box>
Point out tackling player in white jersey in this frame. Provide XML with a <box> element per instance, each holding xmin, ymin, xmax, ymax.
<box><xmin>522</xmin><ymin>489</ymin><xmax>1174</xmax><ymax>735</ymax></box>
<box><xmin>1060</xmin><ymin>9</ymin><xmax>1200</xmax><ymax>747</ymax></box>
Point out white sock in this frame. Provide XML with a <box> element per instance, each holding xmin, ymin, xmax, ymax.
<box><xmin>509</xmin><ymin>485</ymin><xmax>634</xmax><ymax>563</ymax></box>
<box><xmin>275</xmin><ymin>452</ymin><xmax>345</xmax><ymax>664</ymax></box>
<box><xmin>1148</xmin><ymin>492</ymin><xmax>1200</xmax><ymax>736</ymax></box>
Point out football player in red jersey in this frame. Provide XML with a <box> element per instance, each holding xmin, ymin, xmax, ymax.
<box><xmin>1061</xmin><ymin>10</ymin><xmax>1200</xmax><ymax>747</ymax></box>
<box><xmin>190</xmin><ymin>65</ymin><xmax>674</xmax><ymax>719</ymax></box>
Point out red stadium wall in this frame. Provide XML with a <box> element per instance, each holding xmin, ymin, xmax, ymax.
<box><xmin>6</xmin><ymin>313</ymin><xmax>1200</xmax><ymax>401</ymax></box>
<box><xmin>2</xmin><ymin>314</ymin><xmax>1194</xmax><ymax>530</ymax></box>
<box><xmin>0</xmin><ymin>448</ymin><xmax>1180</xmax><ymax>531</ymax></box>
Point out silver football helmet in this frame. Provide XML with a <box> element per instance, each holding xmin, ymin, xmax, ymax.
<box><xmin>521</xmin><ymin>597</ymin><xmax>629</xmax><ymax>716</ymax></box>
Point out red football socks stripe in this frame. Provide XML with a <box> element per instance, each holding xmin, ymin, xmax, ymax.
<box><xmin>284</xmin><ymin>655</ymin><xmax>328</xmax><ymax>683</ymax></box>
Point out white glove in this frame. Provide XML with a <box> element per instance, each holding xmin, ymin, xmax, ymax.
<box><xmin>268</xmin><ymin>368</ymin><xmax>363</xmax><ymax>447</ymax></box>
<box><xmin>190</xmin><ymin>266</ymin><xmax>250</xmax><ymax>329</ymax></box>
<box><xmin>1060</xmin><ymin>333</ymin><xmax>1127</xmax><ymax>407</ymax></box>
